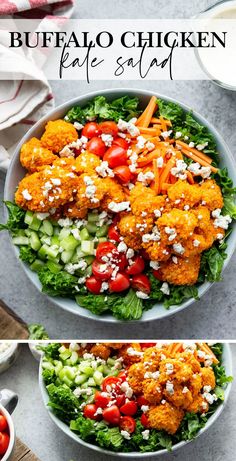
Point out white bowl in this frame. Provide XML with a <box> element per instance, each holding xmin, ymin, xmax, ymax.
<box><xmin>4</xmin><ymin>88</ymin><xmax>236</xmax><ymax>323</ymax></box>
<box><xmin>39</xmin><ymin>343</ymin><xmax>233</xmax><ymax>458</ymax></box>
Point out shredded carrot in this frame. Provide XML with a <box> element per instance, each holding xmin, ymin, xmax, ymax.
<box><xmin>137</xmin><ymin>149</ymin><xmax>162</xmax><ymax>167</ymax></box>
<box><xmin>153</xmin><ymin>159</ymin><xmax>160</xmax><ymax>194</ymax></box>
<box><xmin>186</xmin><ymin>170</ymin><xmax>195</xmax><ymax>185</ymax></box>
<box><xmin>176</xmin><ymin>140</ymin><xmax>212</xmax><ymax>164</ymax></box>
<box><xmin>167</xmin><ymin>343</ymin><xmax>183</xmax><ymax>354</ymax></box>
<box><xmin>139</xmin><ymin>127</ymin><xmax>160</xmax><ymax>135</ymax></box>
<box><xmin>151</xmin><ymin>117</ymin><xmax>172</xmax><ymax>127</ymax></box>
<box><xmin>160</xmin><ymin>157</ymin><xmax>176</xmax><ymax>187</ymax></box>
<box><xmin>181</xmin><ymin>149</ymin><xmax>218</xmax><ymax>173</ymax></box>
<box><xmin>161</xmin><ymin>182</ymin><xmax>171</xmax><ymax>192</ymax></box>
<box><xmin>197</xmin><ymin>343</ymin><xmax>219</xmax><ymax>364</ymax></box>
<box><xmin>136</xmin><ymin>96</ymin><xmax>158</xmax><ymax>128</ymax></box>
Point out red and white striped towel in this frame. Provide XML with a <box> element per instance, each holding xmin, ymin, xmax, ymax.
<box><xmin>0</xmin><ymin>0</ymin><xmax>74</xmax><ymax>171</ymax></box>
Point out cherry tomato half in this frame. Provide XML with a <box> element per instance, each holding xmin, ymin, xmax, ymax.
<box><xmin>113</xmin><ymin>138</ymin><xmax>129</xmax><ymax>150</ymax></box>
<box><xmin>87</xmin><ymin>137</ymin><xmax>106</xmax><ymax>157</ymax></box>
<box><xmin>131</xmin><ymin>274</ymin><xmax>151</xmax><ymax>294</ymax></box>
<box><xmin>0</xmin><ymin>415</ymin><xmax>7</xmax><ymax>433</ymax></box>
<box><xmin>109</xmin><ymin>273</ymin><xmax>130</xmax><ymax>292</ymax></box>
<box><xmin>92</xmin><ymin>260</ymin><xmax>113</xmax><ymax>281</ymax></box>
<box><xmin>140</xmin><ymin>343</ymin><xmax>157</xmax><ymax>349</ymax></box>
<box><xmin>103</xmin><ymin>405</ymin><xmax>121</xmax><ymax>425</ymax></box>
<box><xmin>0</xmin><ymin>432</ymin><xmax>10</xmax><ymax>456</ymax></box>
<box><xmin>83</xmin><ymin>404</ymin><xmax>101</xmax><ymax>421</ymax></box>
<box><xmin>153</xmin><ymin>269</ymin><xmax>162</xmax><ymax>280</ymax></box>
<box><xmin>95</xmin><ymin>242</ymin><xmax>119</xmax><ymax>263</ymax></box>
<box><xmin>119</xmin><ymin>416</ymin><xmax>136</xmax><ymax>434</ymax></box>
<box><xmin>116</xmin><ymin>254</ymin><xmax>128</xmax><ymax>271</ymax></box>
<box><xmin>102</xmin><ymin>376</ymin><xmax>121</xmax><ymax>392</ymax></box>
<box><xmin>113</xmin><ymin>165</ymin><xmax>132</xmax><ymax>184</ymax></box>
<box><xmin>136</xmin><ymin>395</ymin><xmax>149</xmax><ymax>407</ymax></box>
<box><xmin>82</xmin><ymin>122</ymin><xmax>101</xmax><ymax>139</ymax></box>
<box><xmin>103</xmin><ymin>145</ymin><xmax>128</xmax><ymax>168</ymax></box>
<box><xmin>99</xmin><ymin>121</ymin><xmax>118</xmax><ymax>137</ymax></box>
<box><xmin>140</xmin><ymin>413</ymin><xmax>150</xmax><ymax>428</ymax></box>
<box><xmin>117</xmin><ymin>371</ymin><xmax>127</xmax><ymax>382</ymax></box>
<box><xmin>108</xmin><ymin>224</ymin><xmax>120</xmax><ymax>242</ymax></box>
<box><xmin>94</xmin><ymin>391</ymin><xmax>111</xmax><ymax>409</ymax></box>
<box><xmin>126</xmin><ymin>256</ymin><xmax>145</xmax><ymax>276</ymax></box>
<box><xmin>120</xmin><ymin>400</ymin><xmax>138</xmax><ymax>416</ymax></box>
<box><xmin>85</xmin><ymin>276</ymin><xmax>102</xmax><ymax>294</ymax></box>
<box><xmin>116</xmin><ymin>394</ymin><xmax>126</xmax><ymax>408</ymax></box>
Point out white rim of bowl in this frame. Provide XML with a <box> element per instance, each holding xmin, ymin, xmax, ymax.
<box><xmin>4</xmin><ymin>87</ymin><xmax>236</xmax><ymax>323</ymax></box>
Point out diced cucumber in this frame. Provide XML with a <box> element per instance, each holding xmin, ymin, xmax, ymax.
<box><xmin>60</xmin><ymin>235</ymin><xmax>80</xmax><ymax>251</ymax></box>
<box><xmin>53</xmin><ymin>227</ymin><xmax>60</xmax><ymax>235</ymax></box>
<box><xmin>87</xmin><ymin>377</ymin><xmax>96</xmax><ymax>387</ymax></box>
<box><xmin>84</xmin><ymin>255</ymin><xmax>95</xmax><ymax>265</ymax></box>
<box><xmin>107</xmin><ymin>358</ymin><xmax>116</xmax><ymax>367</ymax></box>
<box><xmin>78</xmin><ymin>362</ymin><xmax>94</xmax><ymax>376</ymax></box>
<box><xmin>38</xmin><ymin>244</ymin><xmax>59</xmax><ymax>259</ymax></box>
<box><xmin>97</xmin><ymin>237</ymin><xmax>107</xmax><ymax>244</ymax></box>
<box><xmin>12</xmin><ymin>236</ymin><xmax>29</xmax><ymax>246</ymax></box>
<box><xmin>47</xmin><ymin>260</ymin><xmax>62</xmax><ymax>274</ymax></box>
<box><xmin>54</xmin><ymin>361</ymin><xmax>63</xmax><ymax>375</ymax></box>
<box><xmin>93</xmin><ymin>370</ymin><xmax>103</xmax><ymax>385</ymax></box>
<box><xmin>61</xmin><ymin>249</ymin><xmax>74</xmax><ymax>264</ymax></box>
<box><xmin>80</xmin><ymin>228</ymin><xmax>90</xmax><ymax>241</ymax></box>
<box><xmin>59</xmin><ymin>350</ymin><xmax>71</xmax><ymax>361</ymax></box>
<box><xmin>24</xmin><ymin>210</ymin><xmax>34</xmax><ymax>225</ymax></box>
<box><xmin>29</xmin><ymin>214</ymin><xmax>41</xmax><ymax>231</ymax></box>
<box><xmin>42</xmin><ymin>361</ymin><xmax>54</xmax><ymax>371</ymax></box>
<box><xmin>75</xmin><ymin>374</ymin><xmax>87</xmax><ymax>385</ymax></box>
<box><xmin>59</xmin><ymin>345</ymin><xmax>67</xmax><ymax>353</ymax></box>
<box><xmin>41</xmin><ymin>220</ymin><xmax>54</xmax><ymax>236</ymax></box>
<box><xmin>59</xmin><ymin>228</ymin><xmax>71</xmax><ymax>240</ymax></box>
<box><xmin>96</xmin><ymin>224</ymin><xmax>109</xmax><ymax>238</ymax></box>
<box><xmin>40</xmin><ymin>235</ymin><xmax>51</xmax><ymax>246</ymax></box>
<box><xmin>69</xmin><ymin>351</ymin><xmax>79</xmax><ymax>365</ymax></box>
<box><xmin>30</xmin><ymin>259</ymin><xmax>45</xmax><ymax>272</ymax></box>
<box><xmin>85</xmin><ymin>266</ymin><xmax>92</xmax><ymax>277</ymax></box>
<box><xmin>86</xmin><ymin>223</ymin><xmax>98</xmax><ymax>235</ymax></box>
<box><xmin>29</xmin><ymin>231</ymin><xmax>41</xmax><ymax>251</ymax></box>
<box><xmin>51</xmin><ymin>235</ymin><xmax>60</xmax><ymax>246</ymax></box>
<box><xmin>88</xmin><ymin>212</ymin><xmax>99</xmax><ymax>223</ymax></box>
<box><xmin>81</xmin><ymin>240</ymin><xmax>94</xmax><ymax>255</ymax></box>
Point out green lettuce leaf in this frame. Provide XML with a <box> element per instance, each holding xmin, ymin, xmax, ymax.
<box><xmin>65</xmin><ymin>96</ymin><xmax>140</xmax><ymax>124</ymax></box>
<box><xmin>164</xmin><ymin>285</ymin><xmax>199</xmax><ymax>309</ymax></box>
<box><xmin>38</xmin><ymin>266</ymin><xmax>78</xmax><ymax>297</ymax></box>
<box><xmin>0</xmin><ymin>201</ymin><xmax>26</xmax><ymax>234</ymax></box>
<box><xmin>199</xmin><ymin>245</ymin><xmax>227</xmax><ymax>282</ymax></box>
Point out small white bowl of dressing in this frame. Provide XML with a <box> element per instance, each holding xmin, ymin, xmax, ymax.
<box><xmin>0</xmin><ymin>343</ymin><xmax>19</xmax><ymax>375</ymax></box>
<box><xmin>195</xmin><ymin>0</ymin><xmax>236</xmax><ymax>90</ymax></box>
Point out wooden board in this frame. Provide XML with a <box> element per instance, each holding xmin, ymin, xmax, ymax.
<box><xmin>0</xmin><ymin>299</ymin><xmax>29</xmax><ymax>339</ymax></box>
<box><xmin>12</xmin><ymin>438</ymin><xmax>41</xmax><ymax>461</ymax></box>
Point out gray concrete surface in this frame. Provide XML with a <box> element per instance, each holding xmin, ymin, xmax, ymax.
<box><xmin>0</xmin><ymin>343</ymin><xmax>235</xmax><ymax>461</ymax></box>
<box><xmin>1</xmin><ymin>0</ymin><xmax>236</xmax><ymax>339</ymax></box>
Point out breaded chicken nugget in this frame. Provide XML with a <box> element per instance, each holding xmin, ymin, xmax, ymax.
<box><xmin>75</xmin><ymin>152</ymin><xmax>100</xmax><ymax>174</ymax></box>
<box><xmin>20</xmin><ymin>137</ymin><xmax>57</xmax><ymax>172</ymax></box>
<box><xmin>127</xmin><ymin>363</ymin><xmax>145</xmax><ymax>394</ymax></box>
<box><xmin>118</xmin><ymin>214</ymin><xmax>142</xmax><ymax>250</ymax></box>
<box><xmin>200</xmin><ymin>367</ymin><xmax>216</xmax><ymax>389</ymax></box>
<box><xmin>200</xmin><ymin>179</ymin><xmax>223</xmax><ymax>211</ymax></box>
<box><xmin>167</xmin><ymin>180</ymin><xmax>201</xmax><ymax>208</ymax></box>
<box><xmin>158</xmin><ymin>255</ymin><xmax>200</xmax><ymax>285</ymax></box>
<box><xmin>15</xmin><ymin>166</ymin><xmax>79</xmax><ymax>212</ymax></box>
<box><xmin>143</xmin><ymin>379</ymin><xmax>162</xmax><ymax>405</ymax></box>
<box><xmin>158</xmin><ymin>209</ymin><xmax>198</xmax><ymax>243</ymax></box>
<box><xmin>90</xmin><ymin>344</ymin><xmax>111</xmax><ymax>360</ymax></box>
<box><xmin>118</xmin><ymin>343</ymin><xmax>143</xmax><ymax>366</ymax></box>
<box><xmin>159</xmin><ymin>359</ymin><xmax>193</xmax><ymax>384</ymax></box>
<box><xmin>41</xmin><ymin>119</ymin><xmax>78</xmax><ymax>153</ymax></box>
<box><xmin>147</xmin><ymin>402</ymin><xmax>184</xmax><ymax>434</ymax></box>
<box><xmin>163</xmin><ymin>381</ymin><xmax>193</xmax><ymax>409</ymax></box>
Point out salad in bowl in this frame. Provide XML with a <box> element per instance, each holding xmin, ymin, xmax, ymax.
<box><xmin>39</xmin><ymin>341</ymin><xmax>232</xmax><ymax>456</ymax></box>
<box><xmin>2</xmin><ymin>90</ymin><xmax>236</xmax><ymax>321</ymax></box>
